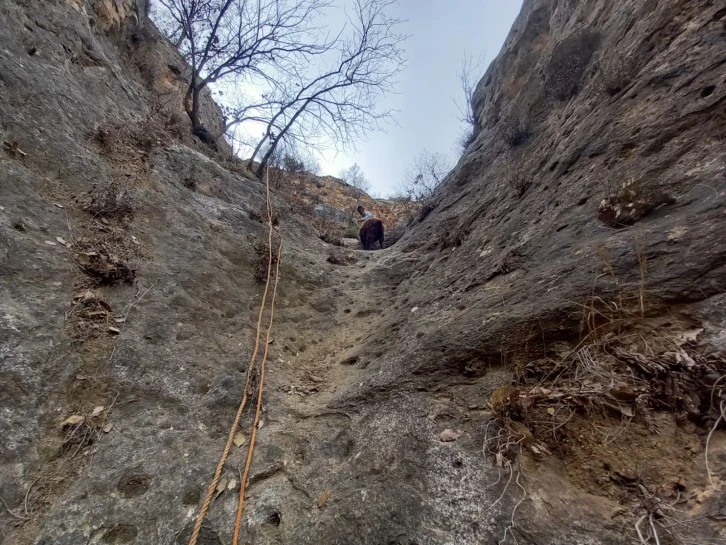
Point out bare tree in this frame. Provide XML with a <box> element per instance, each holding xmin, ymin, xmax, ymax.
<box><xmin>455</xmin><ymin>51</ymin><xmax>487</xmax><ymax>151</ymax></box>
<box><xmin>341</xmin><ymin>163</ymin><xmax>369</xmax><ymax>193</ymax></box>
<box><xmin>246</xmin><ymin>0</ymin><xmax>406</xmax><ymax>176</ymax></box>
<box><xmin>152</xmin><ymin>0</ymin><xmax>331</xmax><ymax>146</ymax></box>
<box><xmin>340</xmin><ymin>163</ymin><xmax>371</xmax><ymax>220</ymax></box>
<box><xmin>397</xmin><ymin>150</ymin><xmax>451</xmax><ymax>203</ymax></box>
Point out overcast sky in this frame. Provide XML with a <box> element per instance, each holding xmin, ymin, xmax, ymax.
<box><xmin>319</xmin><ymin>0</ymin><xmax>523</xmax><ymax>196</ymax></box>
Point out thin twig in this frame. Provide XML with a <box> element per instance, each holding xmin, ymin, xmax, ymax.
<box><xmin>705</xmin><ymin>400</ymin><xmax>725</xmax><ymax>485</ymax></box>
<box><xmin>0</xmin><ymin>495</ymin><xmax>29</xmax><ymax>521</ymax></box>
<box><xmin>23</xmin><ymin>477</ymin><xmax>39</xmax><ymax>516</ymax></box>
<box><xmin>499</xmin><ymin>468</ymin><xmax>526</xmax><ymax>545</ymax></box>
<box><xmin>649</xmin><ymin>513</ymin><xmax>661</xmax><ymax>545</ymax></box>
<box><xmin>710</xmin><ymin>375</ymin><xmax>726</xmax><ymax>411</ymax></box>
<box><xmin>551</xmin><ymin>409</ymin><xmax>575</xmax><ymax>440</ymax></box>
<box><xmin>635</xmin><ymin>514</ymin><xmax>648</xmax><ymax>544</ymax></box>
<box><xmin>122</xmin><ymin>280</ymin><xmax>158</xmax><ymax>320</ymax></box>
<box><xmin>64</xmin><ymin>209</ymin><xmax>75</xmax><ymax>244</ymax></box>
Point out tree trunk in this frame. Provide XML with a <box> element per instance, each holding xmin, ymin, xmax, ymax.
<box><xmin>184</xmin><ymin>84</ymin><xmax>202</xmax><ymax>130</ymax></box>
<box><xmin>247</xmin><ymin>134</ymin><xmax>269</xmax><ymax>172</ymax></box>
<box><xmin>255</xmin><ymin>99</ymin><xmax>311</xmax><ymax>177</ymax></box>
<box><xmin>184</xmin><ymin>81</ymin><xmax>219</xmax><ymax>150</ymax></box>
<box><xmin>255</xmin><ymin>140</ymin><xmax>278</xmax><ymax>178</ymax></box>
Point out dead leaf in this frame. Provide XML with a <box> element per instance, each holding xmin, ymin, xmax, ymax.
<box><xmin>131</xmin><ymin>235</ymin><xmax>139</xmax><ymax>245</ymax></box>
<box><xmin>114</xmin><ymin>317</ymin><xmax>126</xmax><ymax>324</ymax></box>
<box><xmin>678</xmin><ymin>329</ymin><xmax>703</xmax><ymax>345</ymax></box>
<box><xmin>61</xmin><ymin>415</ymin><xmax>85</xmax><ymax>427</ymax></box>
<box><xmin>308</xmin><ymin>374</ymin><xmax>325</xmax><ymax>383</ymax></box>
<box><xmin>530</xmin><ymin>443</ymin><xmax>551</xmax><ymax>455</ymax></box>
<box><xmin>508</xmin><ymin>421</ymin><xmax>535</xmax><ymax>444</ymax></box>
<box><xmin>44</xmin><ymin>240</ymin><xmax>57</xmax><ymax>246</ymax></box>
<box><xmin>3</xmin><ymin>140</ymin><xmax>27</xmax><ymax>156</ymax></box>
<box><xmin>98</xmin><ymin>300</ymin><xmax>112</xmax><ymax>313</ymax></box>
<box><xmin>214</xmin><ymin>478</ymin><xmax>228</xmax><ymax>501</ymax></box>
<box><xmin>73</xmin><ymin>289</ymin><xmax>97</xmax><ymax>301</ymax></box>
<box><xmin>76</xmin><ymin>253</ymin><xmax>93</xmax><ymax>266</ymax></box>
<box><xmin>90</xmin><ymin>406</ymin><xmax>105</xmax><ymax>418</ymax></box>
<box><xmin>439</xmin><ymin>429</ymin><xmax>460</xmax><ymax>442</ymax></box>
<box><xmin>317</xmin><ymin>490</ymin><xmax>332</xmax><ymax>508</ymax></box>
<box><xmin>103</xmin><ymin>424</ymin><xmax>114</xmax><ymax>433</ymax></box>
<box><xmin>489</xmin><ymin>385</ymin><xmax>517</xmax><ymax>409</ymax></box>
<box><xmin>674</xmin><ymin>349</ymin><xmax>697</xmax><ymax>369</ymax></box>
<box><xmin>56</xmin><ymin>236</ymin><xmax>68</xmax><ymax>246</ymax></box>
<box><xmin>108</xmin><ymin>326</ymin><xmax>121</xmax><ymax>335</ymax></box>
<box><xmin>53</xmin><ymin>202</ymin><xmax>64</xmax><ymax>209</ymax></box>
<box><xmin>603</xmin><ymin>400</ymin><xmax>635</xmax><ymax>418</ymax></box>
<box><xmin>495</xmin><ymin>452</ymin><xmax>505</xmax><ymax>468</ymax></box>
<box><xmin>227</xmin><ymin>479</ymin><xmax>237</xmax><ymax>490</ymax></box>
<box><xmin>547</xmin><ymin>407</ymin><xmax>556</xmax><ymax>416</ymax></box>
<box><xmin>233</xmin><ymin>432</ymin><xmax>245</xmax><ymax>447</ymax></box>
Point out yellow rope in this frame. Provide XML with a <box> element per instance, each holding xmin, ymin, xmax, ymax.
<box><xmin>232</xmin><ymin>229</ymin><xmax>282</xmax><ymax>545</ymax></box>
<box><xmin>187</xmin><ymin>165</ymin><xmax>278</xmax><ymax>545</ymax></box>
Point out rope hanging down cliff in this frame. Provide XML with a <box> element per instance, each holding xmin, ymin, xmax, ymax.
<box><xmin>187</xmin><ymin>167</ymin><xmax>282</xmax><ymax>545</ymax></box>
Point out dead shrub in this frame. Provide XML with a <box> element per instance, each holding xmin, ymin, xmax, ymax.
<box><xmin>418</xmin><ymin>203</ymin><xmax>434</xmax><ymax>222</ymax></box>
<box><xmin>458</xmin><ymin>125</ymin><xmax>478</xmax><ymax>152</ymax></box>
<box><xmin>501</xmin><ymin>113</ymin><xmax>532</xmax><ymax>148</ymax></box>
<box><xmin>84</xmin><ymin>181</ymin><xmax>136</xmax><ymax>222</ymax></box>
<box><xmin>489</xmin><ymin>296</ymin><xmax>724</xmax><ymax>466</ymax></box>
<box><xmin>598</xmin><ymin>182</ymin><xmax>675</xmax><ymax>228</ymax></box>
<box><xmin>66</xmin><ymin>289</ymin><xmax>121</xmax><ymax>342</ymax></box>
<box><xmin>507</xmin><ymin>163</ymin><xmax>530</xmax><ymax>197</ymax></box>
<box><xmin>252</xmin><ymin>237</ymin><xmax>280</xmax><ymax>284</ymax></box>
<box><xmin>545</xmin><ymin>31</ymin><xmax>601</xmax><ymax>101</ymax></box>
<box><xmin>74</xmin><ymin>248</ymin><xmax>136</xmax><ymax>286</ymax></box>
<box><xmin>59</xmin><ymin>402</ymin><xmax>114</xmax><ymax>457</ymax></box>
<box><xmin>598</xmin><ymin>57</ymin><xmax>633</xmax><ymax>96</ymax></box>
<box><xmin>94</xmin><ymin>119</ymin><xmax>161</xmax><ymax>156</ymax></box>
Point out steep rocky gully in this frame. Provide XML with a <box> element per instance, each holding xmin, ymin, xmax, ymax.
<box><xmin>1</xmin><ymin>1</ymin><xmax>725</xmax><ymax>544</ymax></box>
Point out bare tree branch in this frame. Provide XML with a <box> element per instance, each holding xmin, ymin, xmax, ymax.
<box><xmin>152</xmin><ymin>0</ymin><xmax>334</xmax><ymax>145</ymax></box>
<box><xmin>246</xmin><ymin>0</ymin><xmax>406</xmax><ymax>175</ymax></box>
<box><xmin>396</xmin><ymin>150</ymin><xmax>451</xmax><ymax>203</ymax></box>
<box><xmin>455</xmin><ymin>50</ymin><xmax>487</xmax><ymax>151</ymax></box>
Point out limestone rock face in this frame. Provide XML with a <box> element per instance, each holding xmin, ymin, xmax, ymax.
<box><xmin>0</xmin><ymin>1</ymin><xmax>724</xmax><ymax>545</ymax></box>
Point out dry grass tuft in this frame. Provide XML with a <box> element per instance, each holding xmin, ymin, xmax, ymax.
<box><xmin>65</xmin><ymin>290</ymin><xmax>122</xmax><ymax>342</ymax></box>
<box><xmin>83</xmin><ymin>181</ymin><xmax>136</xmax><ymax>222</ymax></box>
<box><xmin>252</xmin><ymin>236</ymin><xmax>280</xmax><ymax>284</ymax></box>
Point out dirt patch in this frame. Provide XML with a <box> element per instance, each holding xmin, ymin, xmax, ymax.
<box><xmin>484</xmin><ymin>302</ymin><xmax>726</xmax><ymax>518</ymax></box>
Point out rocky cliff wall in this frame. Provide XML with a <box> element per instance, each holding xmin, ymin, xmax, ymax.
<box><xmin>1</xmin><ymin>1</ymin><xmax>725</xmax><ymax>545</ymax></box>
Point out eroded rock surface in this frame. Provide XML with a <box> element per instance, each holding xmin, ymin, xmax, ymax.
<box><xmin>1</xmin><ymin>1</ymin><xmax>725</xmax><ymax>545</ymax></box>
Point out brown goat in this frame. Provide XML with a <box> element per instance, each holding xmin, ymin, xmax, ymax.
<box><xmin>359</xmin><ymin>218</ymin><xmax>385</xmax><ymax>250</ymax></box>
